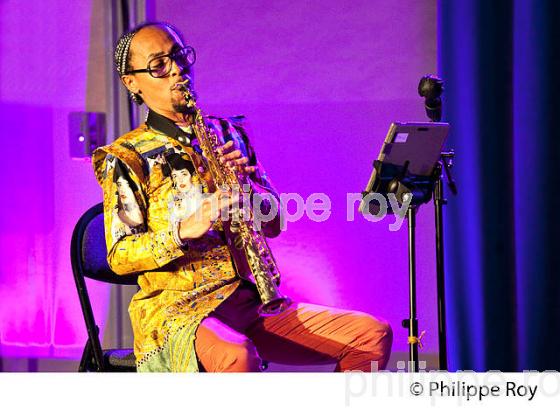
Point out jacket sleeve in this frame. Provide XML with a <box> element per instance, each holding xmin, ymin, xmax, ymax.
<box><xmin>229</xmin><ymin>118</ymin><xmax>283</xmax><ymax>238</ymax></box>
<box><xmin>93</xmin><ymin>148</ymin><xmax>185</xmax><ymax>275</ymax></box>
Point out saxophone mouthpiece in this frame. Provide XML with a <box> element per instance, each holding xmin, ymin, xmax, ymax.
<box><xmin>172</xmin><ymin>78</ymin><xmax>198</xmax><ymax>105</ymax></box>
<box><xmin>172</xmin><ymin>79</ymin><xmax>190</xmax><ymax>91</ymax></box>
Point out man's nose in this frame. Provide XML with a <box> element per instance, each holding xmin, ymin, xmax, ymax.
<box><xmin>169</xmin><ymin>59</ymin><xmax>181</xmax><ymax>76</ymax></box>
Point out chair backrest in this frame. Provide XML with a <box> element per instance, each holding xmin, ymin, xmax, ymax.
<box><xmin>71</xmin><ymin>203</ymin><xmax>139</xmax><ymax>285</ymax></box>
<box><xmin>70</xmin><ymin>202</ymin><xmax>139</xmax><ymax>371</ymax></box>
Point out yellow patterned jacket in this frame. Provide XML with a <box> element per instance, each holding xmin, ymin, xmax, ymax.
<box><xmin>92</xmin><ymin>110</ymin><xmax>280</xmax><ymax>371</ymax></box>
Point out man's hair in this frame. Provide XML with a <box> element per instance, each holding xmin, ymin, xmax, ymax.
<box><xmin>114</xmin><ymin>21</ymin><xmax>186</xmax><ymax>105</ymax></box>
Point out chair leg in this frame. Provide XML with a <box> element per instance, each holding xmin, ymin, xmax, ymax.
<box><xmin>79</xmin><ymin>338</ymin><xmax>93</xmax><ymax>372</ymax></box>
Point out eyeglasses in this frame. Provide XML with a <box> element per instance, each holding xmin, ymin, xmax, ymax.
<box><xmin>126</xmin><ymin>46</ymin><xmax>196</xmax><ymax>78</ymax></box>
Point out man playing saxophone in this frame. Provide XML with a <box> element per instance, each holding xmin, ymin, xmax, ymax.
<box><xmin>93</xmin><ymin>21</ymin><xmax>392</xmax><ymax>372</ymax></box>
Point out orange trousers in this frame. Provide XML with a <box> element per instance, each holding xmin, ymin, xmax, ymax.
<box><xmin>194</xmin><ymin>282</ymin><xmax>393</xmax><ymax>372</ymax></box>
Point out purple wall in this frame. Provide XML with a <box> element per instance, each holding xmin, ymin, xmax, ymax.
<box><xmin>0</xmin><ymin>0</ymin><xmax>438</xmax><ymax>365</ymax></box>
<box><xmin>157</xmin><ymin>0</ymin><xmax>438</xmax><ymax>363</ymax></box>
<box><xmin>0</xmin><ymin>0</ymin><xmax>108</xmax><ymax>358</ymax></box>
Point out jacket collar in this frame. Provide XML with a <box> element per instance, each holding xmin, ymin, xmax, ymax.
<box><xmin>146</xmin><ymin>109</ymin><xmax>193</xmax><ymax>145</ymax></box>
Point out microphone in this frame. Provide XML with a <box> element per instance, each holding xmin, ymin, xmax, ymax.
<box><xmin>418</xmin><ymin>75</ymin><xmax>444</xmax><ymax>122</ymax></box>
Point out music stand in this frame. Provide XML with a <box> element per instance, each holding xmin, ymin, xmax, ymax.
<box><xmin>360</xmin><ymin>122</ymin><xmax>450</xmax><ymax>372</ymax></box>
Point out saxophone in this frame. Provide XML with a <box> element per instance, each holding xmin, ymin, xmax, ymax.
<box><xmin>174</xmin><ymin>79</ymin><xmax>290</xmax><ymax>316</ymax></box>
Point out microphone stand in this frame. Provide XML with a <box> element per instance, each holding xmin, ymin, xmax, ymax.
<box><xmin>419</xmin><ymin>75</ymin><xmax>457</xmax><ymax>371</ymax></box>
<box><xmin>361</xmin><ymin>75</ymin><xmax>456</xmax><ymax>372</ymax></box>
<box><xmin>406</xmin><ymin>204</ymin><xmax>420</xmax><ymax>371</ymax></box>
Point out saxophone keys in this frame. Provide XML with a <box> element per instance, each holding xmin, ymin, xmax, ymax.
<box><xmin>234</xmin><ymin>235</ymin><xmax>244</xmax><ymax>249</ymax></box>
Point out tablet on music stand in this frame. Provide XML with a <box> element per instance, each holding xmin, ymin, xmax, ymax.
<box><xmin>359</xmin><ymin>122</ymin><xmax>450</xmax><ymax>214</ymax></box>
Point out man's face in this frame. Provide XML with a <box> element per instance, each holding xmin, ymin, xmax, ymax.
<box><xmin>122</xmin><ymin>25</ymin><xmax>193</xmax><ymax>118</ymax></box>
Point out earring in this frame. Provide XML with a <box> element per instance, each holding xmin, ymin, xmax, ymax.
<box><xmin>129</xmin><ymin>91</ymin><xmax>143</xmax><ymax>105</ymax></box>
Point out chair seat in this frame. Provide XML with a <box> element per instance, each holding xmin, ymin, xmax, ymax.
<box><xmin>103</xmin><ymin>349</ymin><xmax>137</xmax><ymax>372</ymax></box>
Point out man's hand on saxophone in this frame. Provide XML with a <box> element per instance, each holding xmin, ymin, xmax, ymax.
<box><xmin>177</xmin><ymin>189</ymin><xmax>239</xmax><ymax>240</ymax></box>
<box><xmin>216</xmin><ymin>140</ymin><xmax>256</xmax><ymax>175</ymax></box>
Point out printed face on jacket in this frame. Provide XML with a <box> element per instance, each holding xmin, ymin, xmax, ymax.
<box><xmin>116</xmin><ymin>176</ymin><xmax>135</xmax><ymax>208</ymax></box>
<box><xmin>171</xmin><ymin>168</ymin><xmax>193</xmax><ymax>193</ymax></box>
<box><xmin>163</xmin><ymin>152</ymin><xmax>204</xmax><ymax>223</ymax></box>
<box><xmin>116</xmin><ymin>175</ymin><xmax>144</xmax><ymax>227</ymax></box>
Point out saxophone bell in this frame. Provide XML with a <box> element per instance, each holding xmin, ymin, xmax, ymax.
<box><xmin>259</xmin><ymin>298</ymin><xmax>292</xmax><ymax>317</ymax></box>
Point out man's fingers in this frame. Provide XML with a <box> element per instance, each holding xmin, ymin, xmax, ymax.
<box><xmin>224</xmin><ymin>157</ymin><xmax>249</xmax><ymax>172</ymax></box>
<box><xmin>216</xmin><ymin>140</ymin><xmax>235</xmax><ymax>155</ymax></box>
<box><xmin>232</xmin><ymin>157</ymin><xmax>249</xmax><ymax>166</ymax></box>
<box><xmin>215</xmin><ymin>142</ymin><xmax>255</xmax><ymax>176</ymax></box>
<box><xmin>220</xmin><ymin>149</ymin><xmax>242</xmax><ymax>161</ymax></box>
<box><xmin>199</xmin><ymin>199</ymin><xmax>215</xmax><ymax>221</ymax></box>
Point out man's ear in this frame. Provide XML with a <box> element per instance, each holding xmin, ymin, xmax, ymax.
<box><xmin>121</xmin><ymin>75</ymin><xmax>140</xmax><ymax>95</ymax></box>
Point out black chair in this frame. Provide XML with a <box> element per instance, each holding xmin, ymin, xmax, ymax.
<box><xmin>71</xmin><ymin>203</ymin><xmax>138</xmax><ymax>372</ymax></box>
<box><xmin>71</xmin><ymin>203</ymin><xmax>271</xmax><ymax>372</ymax></box>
